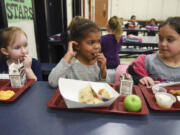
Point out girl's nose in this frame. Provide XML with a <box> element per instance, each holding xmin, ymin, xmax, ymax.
<box><xmin>160</xmin><ymin>39</ymin><xmax>168</xmax><ymax>47</ymax></box>
<box><xmin>21</xmin><ymin>47</ymin><xmax>27</xmax><ymax>54</ymax></box>
<box><xmin>94</xmin><ymin>42</ymin><xmax>101</xmax><ymax>49</ymax></box>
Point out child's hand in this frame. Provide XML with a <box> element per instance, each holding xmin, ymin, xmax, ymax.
<box><xmin>139</xmin><ymin>76</ymin><xmax>160</xmax><ymax>87</ymax></box>
<box><xmin>67</xmin><ymin>41</ymin><xmax>78</xmax><ymax>56</ymax></box>
<box><xmin>64</xmin><ymin>41</ymin><xmax>78</xmax><ymax>63</ymax></box>
<box><xmin>97</xmin><ymin>53</ymin><xmax>106</xmax><ymax>70</ymax></box>
<box><xmin>97</xmin><ymin>53</ymin><xmax>107</xmax><ymax>79</ymax></box>
<box><xmin>23</xmin><ymin>54</ymin><xmax>32</xmax><ymax>69</ymax></box>
<box><xmin>22</xmin><ymin>54</ymin><xmax>37</xmax><ymax>81</ymax></box>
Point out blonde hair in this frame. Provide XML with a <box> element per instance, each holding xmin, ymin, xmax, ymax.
<box><xmin>108</xmin><ymin>16</ymin><xmax>122</xmax><ymax>42</ymax></box>
<box><xmin>0</xmin><ymin>26</ymin><xmax>27</xmax><ymax>60</ymax></box>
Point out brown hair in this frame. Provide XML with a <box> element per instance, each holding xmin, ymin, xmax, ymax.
<box><xmin>108</xmin><ymin>16</ymin><xmax>122</xmax><ymax>42</ymax></box>
<box><xmin>131</xmin><ymin>15</ymin><xmax>136</xmax><ymax>19</ymax></box>
<box><xmin>0</xmin><ymin>26</ymin><xmax>27</xmax><ymax>60</ymax></box>
<box><xmin>70</xmin><ymin>18</ymin><xmax>100</xmax><ymax>43</ymax></box>
<box><xmin>68</xmin><ymin>16</ymin><xmax>83</xmax><ymax>29</ymax></box>
<box><xmin>159</xmin><ymin>17</ymin><xmax>180</xmax><ymax>35</ymax></box>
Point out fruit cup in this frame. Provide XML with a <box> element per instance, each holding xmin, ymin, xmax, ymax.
<box><xmin>155</xmin><ymin>92</ymin><xmax>176</xmax><ymax>109</ymax></box>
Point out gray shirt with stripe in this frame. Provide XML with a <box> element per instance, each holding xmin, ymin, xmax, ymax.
<box><xmin>145</xmin><ymin>53</ymin><xmax>180</xmax><ymax>82</ymax></box>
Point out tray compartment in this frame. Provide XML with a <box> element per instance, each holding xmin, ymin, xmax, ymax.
<box><xmin>139</xmin><ymin>84</ymin><xmax>180</xmax><ymax>111</ymax></box>
<box><xmin>0</xmin><ymin>79</ymin><xmax>35</xmax><ymax>102</ymax></box>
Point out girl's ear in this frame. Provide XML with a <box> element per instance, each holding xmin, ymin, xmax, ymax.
<box><xmin>73</xmin><ymin>43</ymin><xmax>80</xmax><ymax>51</ymax></box>
<box><xmin>0</xmin><ymin>48</ymin><xmax>9</xmax><ymax>56</ymax></box>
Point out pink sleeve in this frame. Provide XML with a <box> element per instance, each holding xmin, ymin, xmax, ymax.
<box><xmin>131</xmin><ymin>54</ymin><xmax>149</xmax><ymax>77</ymax></box>
<box><xmin>114</xmin><ymin>64</ymin><xmax>129</xmax><ymax>86</ymax></box>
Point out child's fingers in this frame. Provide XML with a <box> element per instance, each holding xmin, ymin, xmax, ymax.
<box><xmin>68</xmin><ymin>41</ymin><xmax>78</xmax><ymax>48</ymax></box>
<box><xmin>147</xmin><ymin>78</ymin><xmax>155</xmax><ymax>87</ymax></box>
<box><xmin>154</xmin><ymin>81</ymin><xmax>160</xmax><ymax>84</ymax></box>
<box><xmin>24</xmin><ymin>55</ymin><xmax>31</xmax><ymax>60</ymax></box>
<box><xmin>140</xmin><ymin>77</ymin><xmax>154</xmax><ymax>87</ymax></box>
<box><xmin>139</xmin><ymin>79</ymin><xmax>146</xmax><ymax>85</ymax></box>
<box><xmin>97</xmin><ymin>53</ymin><xmax>105</xmax><ymax>60</ymax></box>
<box><xmin>97</xmin><ymin>56</ymin><xmax>105</xmax><ymax>64</ymax></box>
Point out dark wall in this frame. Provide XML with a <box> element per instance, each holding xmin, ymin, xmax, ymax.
<box><xmin>32</xmin><ymin>0</ymin><xmax>49</xmax><ymax>63</ymax></box>
<box><xmin>0</xmin><ymin>0</ymin><xmax>8</xmax><ymax>29</ymax></box>
<box><xmin>72</xmin><ymin>0</ymin><xmax>81</xmax><ymax>17</ymax></box>
<box><xmin>32</xmin><ymin>0</ymin><xmax>67</xmax><ymax>63</ymax></box>
<box><xmin>45</xmin><ymin>0</ymin><xmax>67</xmax><ymax>36</ymax></box>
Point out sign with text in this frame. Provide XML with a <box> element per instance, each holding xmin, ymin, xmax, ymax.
<box><xmin>4</xmin><ymin>0</ymin><xmax>33</xmax><ymax>22</ymax></box>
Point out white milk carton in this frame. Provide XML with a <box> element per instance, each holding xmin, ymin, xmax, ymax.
<box><xmin>9</xmin><ymin>62</ymin><xmax>26</xmax><ymax>88</ymax></box>
<box><xmin>119</xmin><ymin>73</ymin><xmax>133</xmax><ymax>96</ymax></box>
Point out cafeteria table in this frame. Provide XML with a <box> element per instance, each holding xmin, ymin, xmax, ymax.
<box><xmin>100</xmin><ymin>27</ymin><xmax>158</xmax><ymax>36</ymax></box>
<box><xmin>119</xmin><ymin>36</ymin><xmax>159</xmax><ymax>58</ymax></box>
<box><xmin>0</xmin><ymin>81</ymin><xmax>180</xmax><ymax>135</ymax></box>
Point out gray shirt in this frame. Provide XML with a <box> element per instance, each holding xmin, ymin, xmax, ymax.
<box><xmin>145</xmin><ymin>53</ymin><xmax>180</xmax><ymax>82</ymax></box>
<box><xmin>48</xmin><ymin>58</ymin><xmax>110</xmax><ymax>87</ymax></box>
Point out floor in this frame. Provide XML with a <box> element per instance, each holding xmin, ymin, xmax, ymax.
<box><xmin>120</xmin><ymin>54</ymin><xmax>138</xmax><ymax>65</ymax></box>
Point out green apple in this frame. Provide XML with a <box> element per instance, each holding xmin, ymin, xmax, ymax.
<box><xmin>123</xmin><ymin>94</ymin><xmax>142</xmax><ymax>112</ymax></box>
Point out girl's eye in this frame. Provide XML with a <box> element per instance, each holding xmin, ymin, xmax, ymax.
<box><xmin>14</xmin><ymin>46</ymin><xmax>21</xmax><ymax>49</ymax></box>
<box><xmin>167</xmin><ymin>38</ymin><xmax>174</xmax><ymax>42</ymax></box>
<box><xmin>87</xmin><ymin>40</ymin><xmax>100</xmax><ymax>45</ymax></box>
<box><xmin>87</xmin><ymin>41</ymin><xmax>94</xmax><ymax>45</ymax></box>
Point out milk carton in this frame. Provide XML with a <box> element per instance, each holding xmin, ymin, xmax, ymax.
<box><xmin>119</xmin><ymin>73</ymin><xmax>133</xmax><ymax>96</ymax></box>
<box><xmin>9</xmin><ymin>62</ymin><xmax>26</xmax><ymax>88</ymax></box>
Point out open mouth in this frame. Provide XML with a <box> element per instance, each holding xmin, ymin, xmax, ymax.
<box><xmin>91</xmin><ymin>52</ymin><xmax>99</xmax><ymax>58</ymax></box>
<box><xmin>92</xmin><ymin>52</ymin><xmax>98</xmax><ymax>56</ymax></box>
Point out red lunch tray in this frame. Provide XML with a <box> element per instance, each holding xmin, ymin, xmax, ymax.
<box><xmin>47</xmin><ymin>85</ymin><xmax>149</xmax><ymax>115</ymax></box>
<box><xmin>0</xmin><ymin>79</ymin><xmax>35</xmax><ymax>102</ymax></box>
<box><xmin>139</xmin><ymin>84</ymin><xmax>180</xmax><ymax>111</ymax></box>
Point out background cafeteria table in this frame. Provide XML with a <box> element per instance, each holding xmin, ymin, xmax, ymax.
<box><xmin>0</xmin><ymin>81</ymin><xmax>180</xmax><ymax>135</ymax></box>
<box><xmin>120</xmin><ymin>36</ymin><xmax>159</xmax><ymax>58</ymax></box>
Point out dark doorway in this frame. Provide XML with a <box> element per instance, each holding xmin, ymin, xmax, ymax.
<box><xmin>0</xmin><ymin>0</ymin><xmax>8</xmax><ymax>29</ymax></box>
<box><xmin>72</xmin><ymin>0</ymin><xmax>81</xmax><ymax>17</ymax></box>
<box><xmin>32</xmin><ymin>0</ymin><xmax>67</xmax><ymax>63</ymax></box>
<box><xmin>45</xmin><ymin>0</ymin><xmax>67</xmax><ymax>36</ymax></box>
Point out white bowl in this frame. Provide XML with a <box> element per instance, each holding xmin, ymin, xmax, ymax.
<box><xmin>155</xmin><ymin>92</ymin><xmax>176</xmax><ymax>109</ymax></box>
<box><xmin>58</xmin><ymin>78</ymin><xmax>120</xmax><ymax>108</ymax></box>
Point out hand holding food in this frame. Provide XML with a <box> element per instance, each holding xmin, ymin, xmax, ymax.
<box><xmin>97</xmin><ymin>53</ymin><xmax>106</xmax><ymax>71</ymax></box>
<box><xmin>23</xmin><ymin>54</ymin><xmax>32</xmax><ymax>69</ymax></box>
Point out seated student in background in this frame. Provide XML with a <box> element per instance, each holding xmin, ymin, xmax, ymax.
<box><xmin>101</xmin><ymin>16</ymin><xmax>123</xmax><ymax>83</ymax></box>
<box><xmin>0</xmin><ymin>26</ymin><xmax>43</xmax><ymax>81</ymax></box>
<box><xmin>146</xmin><ymin>18</ymin><xmax>158</xmax><ymax>36</ymax></box>
<box><xmin>128</xmin><ymin>17</ymin><xmax>180</xmax><ymax>86</ymax></box>
<box><xmin>48</xmin><ymin>19</ymin><xmax>110</xmax><ymax>87</ymax></box>
<box><xmin>125</xmin><ymin>15</ymin><xmax>139</xmax><ymax>35</ymax></box>
<box><xmin>119</xmin><ymin>17</ymin><xmax>124</xmax><ymax>27</ymax></box>
<box><xmin>101</xmin><ymin>16</ymin><xmax>123</xmax><ymax>69</ymax></box>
